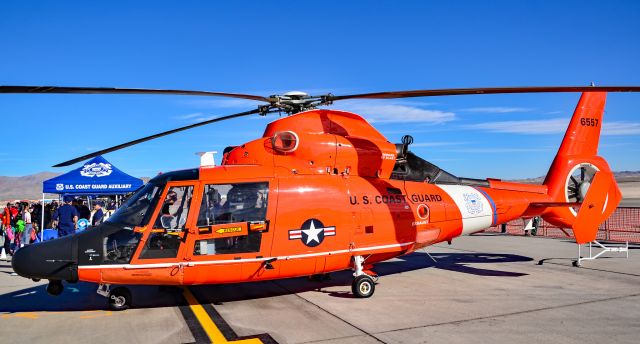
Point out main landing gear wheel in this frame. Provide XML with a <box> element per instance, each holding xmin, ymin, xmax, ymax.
<box><xmin>351</xmin><ymin>275</ymin><xmax>375</xmax><ymax>298</ymax></box>
<box><xmin>108</xmin><ymin>287</ymin><xmax>132</xmax><ymax>311</ymax></box>
<box><xmin>351</xmin><ymin>255</ymin><xmax>376</xmax><ymax>298</ymax></box>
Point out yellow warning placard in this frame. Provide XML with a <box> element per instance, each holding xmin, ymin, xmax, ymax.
<box><xmin>215</xmin><ymin>226</ymin><xmax>242</xmax><ymax>234</ymax></box>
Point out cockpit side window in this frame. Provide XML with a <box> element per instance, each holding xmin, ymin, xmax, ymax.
<box><xmin>107</xmin><ymin>183</ymin><xmax>164</xmax><ymax>228</ymax></box>
<box><xmin>139</xmin><ymin>185</ymin><xmax>194</xmax><ymax>260</ymax></box>
<box><xmin>153</xmin><ymin>185</ymin><xmax>194</xmax><ymax>231</ymax></box>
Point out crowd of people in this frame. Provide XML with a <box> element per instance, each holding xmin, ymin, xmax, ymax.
<box><xmin>0</xmin><ymin>196</ymin><xmax>117</xmax><ymax>259</ymax></box>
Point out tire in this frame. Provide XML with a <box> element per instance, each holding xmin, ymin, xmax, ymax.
<box><xmin>351</xmin><ymin>275</ymin><xmax>375</xmax><ymax>298</ymax></box>
<box><xmin>46</xmin><ymin>281</ymin><xmax>64</xmax><ymax>296</ymax></box>
<box><xmin>109</xmin><ymin>287</ymin><xmax>132</xmax><ymax>311</ymax></box>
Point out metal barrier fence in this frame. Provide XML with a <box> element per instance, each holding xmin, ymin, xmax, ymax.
<box><xmin>483</xmin><ymin>207</ymin><xmax>640</xmax><ymax>243</ymax></box>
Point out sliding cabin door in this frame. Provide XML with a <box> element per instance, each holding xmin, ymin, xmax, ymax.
<box><xmin>183</xmin><ymin>179</ymin><xmax>277</xmax><ymax>284</ymax></box>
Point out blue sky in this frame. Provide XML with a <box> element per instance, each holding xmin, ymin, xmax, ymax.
<box><xmin>0</xmin><ymin>1</ymin><xmax>639</xmax><ymax>179</ymax></box>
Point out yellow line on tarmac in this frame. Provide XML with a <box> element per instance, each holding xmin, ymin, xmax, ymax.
<box><xmin>182</xmin><ymin>288</ymin><xmax>263</xmax><ymax>344</ymax></box>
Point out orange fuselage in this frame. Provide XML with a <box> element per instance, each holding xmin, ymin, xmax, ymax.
<box><xmin>77</xmin><ymin>109</ymin><xmax>554</xmax><ymax>286</ymax></box>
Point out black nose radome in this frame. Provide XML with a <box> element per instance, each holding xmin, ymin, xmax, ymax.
<box><xmin>12</xmin><ymin>235</ymin><xmax>78</xmax><ymax>282</ymax></box>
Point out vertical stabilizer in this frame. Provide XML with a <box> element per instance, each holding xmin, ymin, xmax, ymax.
<box><xmin>541</xmin><ymin>92</ymin><xmax>621</xmax><ymax>244</ymax></box>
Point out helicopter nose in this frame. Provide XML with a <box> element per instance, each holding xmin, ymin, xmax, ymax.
<box><xmin>11</xmin><ymin>235</ymin><xmax>78</xmax><ymax>282</ymax></box>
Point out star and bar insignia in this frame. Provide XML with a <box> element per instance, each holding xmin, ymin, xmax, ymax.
<box><xmin>288</xmin><ymin>218</ymin><xmax>336</xmax><ymax>247</ymax></box>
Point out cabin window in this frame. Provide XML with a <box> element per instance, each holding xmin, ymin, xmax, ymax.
<box><xmin>194</xmin><ymin>182</ymin><xmax>268</xmax><ymax>255</ymax></box>
<box><xmin>193</xmin><ymin>233</ymin><xmax>262</xmax><ymax>256</ymax></box>
<box><xmin>140</xmin><ymin>185</ymin><xmax>194</xmax><ymax>259</ymax></box>
<box><xmin>196</xmin><ymin>182</ymin><xmax>268</xmax><ymax>226</ymax></box>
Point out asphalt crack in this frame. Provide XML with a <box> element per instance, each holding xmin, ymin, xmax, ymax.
<box><xmin>375</xmin><ymin>292</ymin><xmax>640</xmax><ymax>335</ymax></box>
<box><xmin>272</xmin><ymin>280</ymin><xmax>388</xmax><ymax>344</ymax></box>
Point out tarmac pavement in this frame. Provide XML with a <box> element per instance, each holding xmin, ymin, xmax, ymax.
<box><xmin>1</xmin><ymin>234</ymin><xmax>639</xmax><ymax>344</ymax></box>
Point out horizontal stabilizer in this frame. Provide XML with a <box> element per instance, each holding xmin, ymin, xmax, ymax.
<box><xmin>530</xmin><ymin>202</ymin><xmax>581</xmax><ymax>208</ymax></box>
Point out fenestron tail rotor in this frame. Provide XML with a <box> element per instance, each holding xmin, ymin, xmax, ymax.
<box><xmin>2</xmin><ymin>84</ymin><xmax>640</xmax><ymax>167</ymax></box>
<box><xmin>566</xmin><ymin>164</ymin><xmax>598</xmax><ymax>214</ymax></box>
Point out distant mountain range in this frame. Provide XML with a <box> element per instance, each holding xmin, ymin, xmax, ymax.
<box><xmin>1</xmin><ymin>171</ymin><xmax>639</xmax><ymax>202</ymax></box>
<box><xmin>0</xmin><ymin>172</ymin><xmax>62</xmax><ymax>201</ymax></box>
<box><xmin>511</xmin><ymin>170</ymin><xmax>640</xmax><ymax>184</ymax></box>
<box><xmin>0</xmin><ymin>172</ymin><xmax>149</xmax><ymax>201</ymax></box>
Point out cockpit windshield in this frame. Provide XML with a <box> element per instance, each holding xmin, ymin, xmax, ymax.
<box><xmin>107</xmin><ymin>182</ymin><xmax>164</xmax><ymax>228</ymax></box>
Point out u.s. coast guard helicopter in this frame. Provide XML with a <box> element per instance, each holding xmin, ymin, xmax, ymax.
<box><xmin>2</xmin><ymin>85</ymin><xmax>639</xmax><ymax>310</ymax></box>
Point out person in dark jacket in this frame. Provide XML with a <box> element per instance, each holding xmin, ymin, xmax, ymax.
<box><xmin>53</xmin><ymin>196</ymin><xmax>79</xmax><ymax>236</ymax></box>
<box><xmin>75</xmin><ymin>200</ymin><xmax>91</xmax><ymax>221</ymax></box>
<box><xmin>92</xmin><ymin>202</ymin><xmax>104</xmax><ymax>226</ymax></box>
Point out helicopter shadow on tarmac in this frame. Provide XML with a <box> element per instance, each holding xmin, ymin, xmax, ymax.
<box><xmin>190</xmin><ymin>251</ymin><xmax>533</xmax><ymax>304</ymax></box>
<box><xmin>0</xmin><ymin>280</ymin><xmax>186</xmax><ymax>313</ymax></box>
<box><xmin>0</xmin><ymin>251</ymin><xmax>532</xmax><ymax>312</ymax></box>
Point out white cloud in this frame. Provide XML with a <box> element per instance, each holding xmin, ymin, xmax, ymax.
<box><xmin>461</xmin><ymin>107</ymin><xmax>533</xmax><ymax>113</ymax></box>
<box><xmin>336</xmin><ymin>100</ymin><xmax>455</xmax><ymax>124</ymax></box>
<box><xmin>183</xmin><ymin>98</ymin><xmax>263</xmax><ymax>109</ymax></box>
<box><xmin>466</xmin><ymin>118</ymin><xmax>568</xmax><ymax>134</ymax></box>
<box><xmin>174</xmin><ymin>112</ymin><xmax>204</xmax><ymax>120</ymax></box>
<box><xmin>466</xmin><ymin>118</ymin><xmax>640</xmax><ymax>136</ymax></box>
<box><xmin>174</xmin><ymin>111</ymin><xmax>268</xmax><ymax>124</ymax></box>
<box><xmin>444</xmin><ymin>147</ymin><xmax>552</xmax><ymax>153</ymax></box>
<box><xmin>411</xmin><ymin>141</ymin><xmax>470</xmax><ymax>147</ymax></box>
<box><xmin>184</xmin><ymin>115</ymin><xmax>218</xmax><ymax>123</ymax></box>
<box><xmin>602</xmin><ymin>122</ymin><xmax>640</xmax><ymax>136</ymax></box>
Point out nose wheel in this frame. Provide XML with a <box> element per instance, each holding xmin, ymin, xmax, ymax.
<box><xmin>108</xmin><ymin>287</ymin><xmax>132</xmax><ymax>311</ymax></box>
<box><xmin>97</xmin><ymin>284</ymin><xmax>132</xmax><ymax>311</ymax></box>
<box><xmin>46</xmin><ymin>280</ymin><xmax>64</xmax><ymax>296</ymax></box>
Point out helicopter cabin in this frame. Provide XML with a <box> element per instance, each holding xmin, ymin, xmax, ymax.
<box><xmin>78</xmin><ymin>109</ymin><xmax>498</xmax><ymax>285</ymax></box>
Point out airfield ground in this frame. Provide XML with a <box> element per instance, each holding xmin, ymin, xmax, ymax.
<box><xmin>1</xmin><ymin>235</ymin><xmax>639</xmax><ymax>344</ymax></box>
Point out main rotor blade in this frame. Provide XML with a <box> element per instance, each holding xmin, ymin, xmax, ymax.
<box><xmin>0</xmin><ymin>86</ymin><xmax>270</xmax><ymax>102</ymax></box>
<box><xmin>328</xmin><ymin>86</ymin><xmax>640</xmax><ymax>101</ymax></box>
<box><xmin>53</xmin><ymin>108</ymin><xmax>262</xmax><ymax>167</ymax></box>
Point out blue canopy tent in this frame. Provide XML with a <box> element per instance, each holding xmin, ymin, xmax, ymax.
<box><xmin>41</xmin><ymin>156</ymin><xmax>143</xmax><ymax>239</ymax></box>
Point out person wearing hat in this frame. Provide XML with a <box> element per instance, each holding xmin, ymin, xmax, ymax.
<box><xmin>52</xmin><ymin>196</ymin><xmax>79</xmax><ymax>237</ymax></box>
<box><xmin>92</xmin><ymin>201</ymin><xmax>104</xmax><ymax>227</ymax></box>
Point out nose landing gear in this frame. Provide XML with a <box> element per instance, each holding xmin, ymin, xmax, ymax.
<box><xmin>46</xmin><ymin>280</ymin><xmax>64</xmax><ymax>296</ymax></box>
<box><xmin>351</xmin><ymin>255</ymin><xmax>376</xmax><ymax>298</ymax></box>
<box><xmin>109</xmin><ymin>287</ymin><xmax>132</xmax><ymax>311</ymax></box>
<box><xmin>97</xmin><ymin>284</ymin><xmax>132</xmax><ymax>311</ymax></box>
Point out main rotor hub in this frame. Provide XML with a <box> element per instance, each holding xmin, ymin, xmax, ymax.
<box><xmin>265</xmin><ymin>91</ymin><xmax>333</xmax><ymax>115</ymax></box>
<box><xmin>282</xmin><ymin>91</ymin><xmax>310</xmax><ymax>99</ymax></box>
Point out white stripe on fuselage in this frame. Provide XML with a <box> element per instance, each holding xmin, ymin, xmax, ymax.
<box><xmin>436</xmin><ymin>184</ymin><xmax>493</xmax><ymax>235</ymax></box>
<box><xmin>77</xmin><ymin>242</ymin><xmax>415</xmax><ymax>270</ymax></box>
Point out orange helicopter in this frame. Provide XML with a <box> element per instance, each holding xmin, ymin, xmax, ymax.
<box><xmin>3</xmin><ymin>85</ymin><xmax>639</xmax><ymax>311</ymax></box>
